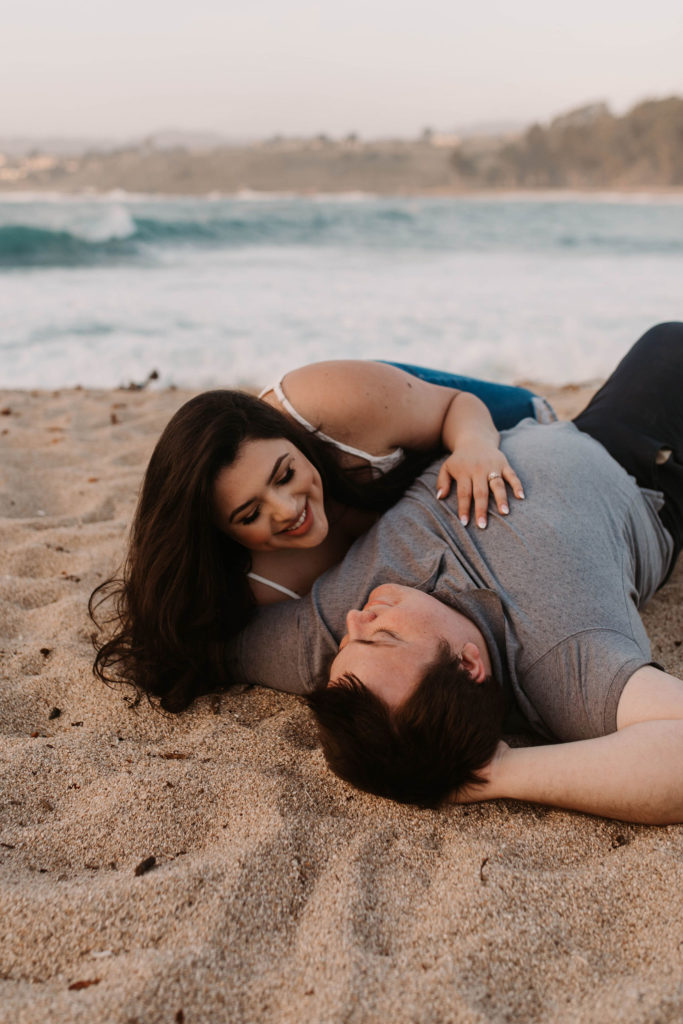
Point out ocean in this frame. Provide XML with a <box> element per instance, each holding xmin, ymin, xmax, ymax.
<box><xmin>1</xmin><ymin>192</ymin><xmax>681</xmax><ymax>390</ymax></box>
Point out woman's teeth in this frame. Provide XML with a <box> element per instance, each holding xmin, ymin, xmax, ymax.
<box><xmin>285</xmin><ymin>505</ymin><xmax>307</xmax><ymax>531</ymax></box>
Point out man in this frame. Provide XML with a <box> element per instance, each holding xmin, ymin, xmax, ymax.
<box><xmin>230</xmin><ymin>323</ymin><xmax>683</xmax><ymax>823</ymax></box>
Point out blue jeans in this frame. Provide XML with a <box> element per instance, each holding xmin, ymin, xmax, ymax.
<box><xmin>381</xmin><ymin>361</ymin><xmax>552</xmax><ymax>431</ymax></box>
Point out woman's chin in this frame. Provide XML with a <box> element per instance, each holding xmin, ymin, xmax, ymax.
<box><xmin>296</xmin><ymin>523</ymin><xmax>328</xmax><ymax>549</ymax></box>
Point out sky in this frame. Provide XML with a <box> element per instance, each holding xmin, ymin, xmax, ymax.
<box><xmin>3</xmin><ymin>0</ymin><xmax>682</xmax><ymax>140</ymax></box>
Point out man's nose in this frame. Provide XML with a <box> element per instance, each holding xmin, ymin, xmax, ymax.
<box><xmin>345</xmin><ymin>606</ymin><xmax>376</xmax><ymax>637</ymax></box>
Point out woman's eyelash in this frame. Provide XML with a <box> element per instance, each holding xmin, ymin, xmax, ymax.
<box><xmin>279</xmin><ymin>466</ymin><xmax>294</xmax><ymax>485</ymax></box>
<box><xmin>241</xmin><ymin>506</ymin><xmax>260</xmax><ymax>525</ymax></box>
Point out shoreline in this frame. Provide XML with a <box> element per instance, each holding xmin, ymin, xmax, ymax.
<box><xmin>1</xmin><ymin>383</ymin><xmax>682</xmax><ymax>1023</ymax></box>
<box><xmin>3</xmin><ymin>186</ymin><xmax>683</xmax><ymax>200</ymax></box>
<box><xmin>0</xmin><ymin>380</ymin><xmax>606</xmax><ymax>429</ymax></box>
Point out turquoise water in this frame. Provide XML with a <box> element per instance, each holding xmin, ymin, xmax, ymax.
<box><xmin>1</xmin><ymin>193</ymin><xmax>681</xmax><ymax>388</ymax></box>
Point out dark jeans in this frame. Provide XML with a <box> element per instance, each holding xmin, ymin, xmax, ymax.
<box><xmin>573</xmin><ymin>322</ymin><xmax>683</xmax><ymax>575</ymax></box>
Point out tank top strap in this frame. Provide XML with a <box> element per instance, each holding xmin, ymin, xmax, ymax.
<box><xmin>247</xmin><ymin>572</ymin><xmax>301</xmax><ymax>601</ymax></box>
<box><xmin>259</xmin><ymin>381</ymin><xmax>317</xmax><ymax>433</ymax></box>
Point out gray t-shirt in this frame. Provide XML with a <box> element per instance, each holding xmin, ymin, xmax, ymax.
<box><xmin>229</xmin><ymin>420</ymin><xmax>674</xmax><ymax>742</ymax></box>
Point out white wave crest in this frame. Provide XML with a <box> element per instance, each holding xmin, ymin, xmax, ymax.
<box><xmin>69</xmin><ymin>204</ymin><xmax>136</xmax><ymax>242</ymax></box>
<box><xmin>0</xmin><ymin>198</ymin><xmax>136</xmax><ymax>241</ymax></box>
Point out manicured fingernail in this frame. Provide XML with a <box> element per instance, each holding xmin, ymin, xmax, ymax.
<box><xmin>501</xmin><ymin>504</ymin><xmax>509</xmax><ymax>515</ymax></box>
<box><xmin>460</xmin><ymin>515</ymin><xmax>469</xmax><ymax>526</ymax></box>
<box><xmin>436</xmin><ymin>488</ymin><xmax>444</xmax><ymax>500</ymax></box>
<box><xmin>518</xmin><ymin>489</ymin><xmax>525</xmax><ymax>499</ymax></box>
<box><xmin>477</xmin><ymin>517</ymin><xmax>486</xmax><ymax>529</ymax></box>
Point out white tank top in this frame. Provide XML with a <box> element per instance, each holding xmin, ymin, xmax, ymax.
<box><xmin>248</xmin><ymin>377</ymin><xmax>405</xmax><ymax>601</ymax></box>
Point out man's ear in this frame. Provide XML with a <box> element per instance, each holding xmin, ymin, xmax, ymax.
<box><xmin>460</xmin><ymin>641</ymin><xmax>487</xmax><ymax>684</ymax></box>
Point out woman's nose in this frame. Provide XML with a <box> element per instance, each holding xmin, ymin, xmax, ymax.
<box><xmin>270</xmin><ymin>492</ymin><xmax>298</xmax><ymax>523</ymax></box>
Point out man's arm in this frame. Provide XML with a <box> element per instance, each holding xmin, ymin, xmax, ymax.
<box><xmin>456</xmin><ymin>666</ymin><xmax>683</xmax><ymax>824</ymax></box>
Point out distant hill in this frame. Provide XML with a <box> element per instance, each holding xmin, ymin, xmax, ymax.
<box><xmin>1</xmin><ymin>97</ymin><xmax>681</xmax><ymax>194</ymax></box>
<box><xmin>451</xmin><ymin>97</ymin><xmax>683</xmax><ymax>188</ymax></box>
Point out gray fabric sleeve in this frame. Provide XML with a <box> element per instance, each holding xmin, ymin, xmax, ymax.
<box><xmin>226</xmin><ymin>597</ymin><xmax>327</xmax><ymax>694</ymax></box>
<box><xmin>225</xmin><ymin>540</ymin><xmax>373</xmax><ymax>692</ymax></box>
<box><xmin>520</xmin><ymin>629</ymin><xmax>653</xmax><ymax>741</ymax></box>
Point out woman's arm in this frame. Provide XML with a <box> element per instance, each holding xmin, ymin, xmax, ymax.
<box><xmin>268</xmin><ymin>360</ymin><xmax>524</xmax><ymax>527</ymax></box>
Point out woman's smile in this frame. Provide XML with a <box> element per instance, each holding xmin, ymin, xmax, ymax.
<box><xmin>279</xmin><ymin>500</ymin><xmax>313</xmax><ymax>536</ymax></box>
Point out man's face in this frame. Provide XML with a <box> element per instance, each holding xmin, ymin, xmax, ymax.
<box><xmin>329</xmin><ymin>584</ymin><xmax>490</xmax><ymax>709</ymax></box>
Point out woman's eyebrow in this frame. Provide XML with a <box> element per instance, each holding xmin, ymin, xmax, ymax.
<box><xmin>228</xmin><ymin>453</ymin><xmax>289</xmax><ymax>523</ymax></box>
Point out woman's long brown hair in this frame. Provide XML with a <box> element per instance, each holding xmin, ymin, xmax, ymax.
<box><xmin>89</xmin><ymin>390</ymin><xmax>432</xmax><ymax>712</ymax></box>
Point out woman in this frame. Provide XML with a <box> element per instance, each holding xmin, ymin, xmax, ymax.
<box><xmin>90</xmin><ymin>359</ymin><xmax>551</xmax><ymax>710</ymax></box>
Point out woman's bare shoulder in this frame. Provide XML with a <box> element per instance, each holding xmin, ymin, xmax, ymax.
<box><xmin>273</xmin><ymin>360</ymin><xmax>415</xmax><ymax>449</ymax></box>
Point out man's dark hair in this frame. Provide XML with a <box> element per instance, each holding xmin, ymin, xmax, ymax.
<box><xmin>307</xmin><ymin>642</ymin><xmax>505</xmax><ymax>808</ymax></box>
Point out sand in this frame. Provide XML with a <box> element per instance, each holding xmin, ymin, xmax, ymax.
<box><xmin>1</xmin><ymin>383</ymin><xmax>682</xmax><ymax>1024</ymax></box>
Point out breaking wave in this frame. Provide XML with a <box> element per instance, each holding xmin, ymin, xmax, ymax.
<box><xmin>2</xmin><ymin>194</ymin><xmax>683</xmax><ymax>268</ymax></box>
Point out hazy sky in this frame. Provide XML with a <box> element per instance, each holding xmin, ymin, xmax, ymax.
<box><xmin>3</xmin><ymin>0</ymin><xmax>682</xmax><ymax>139</ymax></box>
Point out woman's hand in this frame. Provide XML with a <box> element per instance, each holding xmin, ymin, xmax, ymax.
<box><xmin>451</xmin><ymin>740</ymin><xmax>511</xmax><ymax>804</ymax></box>
<box><xmin>436</xmin><ymin>440</ymin><xmax>525</xmax><ymax>528</ymax></box>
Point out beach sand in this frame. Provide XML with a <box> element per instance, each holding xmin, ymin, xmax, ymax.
<box><xmin>1</xmin><ymin>383</ymin><xmax>682</xmax><ymax>1024</ymax></box>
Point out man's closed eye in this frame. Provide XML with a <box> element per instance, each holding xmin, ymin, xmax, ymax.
<box><xmin>370</xmin><ymin>629</ymin><xmax>401</xmax><ymax>643</ymax></box>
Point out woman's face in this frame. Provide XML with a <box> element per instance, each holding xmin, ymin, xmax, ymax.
<box><xmin>214</xmin><ymin>437</ymin><xmax>329</xmax><ymax>551</ymax></box>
